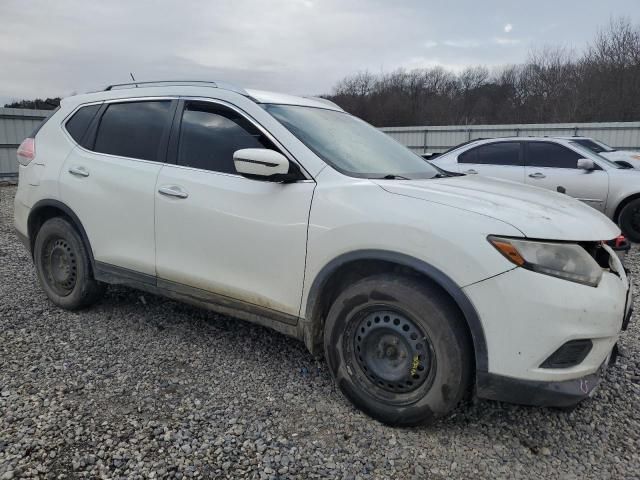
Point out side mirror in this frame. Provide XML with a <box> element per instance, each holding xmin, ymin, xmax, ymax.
<box><xmin>577</xmin><ymin>158</ymin><xmax>596</xmax><ymax>171</ymax></box>
<box><xmin>233</xmin><ymin>148</ymin><xmax>290</xmax><ymax>180</ymax></box>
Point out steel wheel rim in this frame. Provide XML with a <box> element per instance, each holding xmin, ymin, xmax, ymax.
<box><xmin>352</xmin><ymin>309</ymin><xmax>434</xmax><ymax>394</ymax></box>
<box><xmin>42</xmin><ymin>237</ymin><xmax>77</xmax><ymax>296</ymax></box>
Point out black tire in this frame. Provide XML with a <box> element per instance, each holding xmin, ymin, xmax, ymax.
<box><xmin>33</xmin><ymin>217</ymin><xmax>105</xmax><ymax>310</ymax></box>
<box><xmin>619</xmin><ymin>199</ymin><xmax>640</xmax><ymax>243</ymax></box>
<box><xmin>324</xmin><ymin>274</ymin><xmax>472</xmax><ymax>427</ymax></box>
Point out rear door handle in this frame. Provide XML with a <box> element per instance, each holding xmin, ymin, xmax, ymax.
<box><xmin>68</xmin><ymin>166</ymin><xmax>89</xmax><ymax>177</ymax></box>
<box><xmin>464</xmin><ymin>169</ymin><xmax>478</xmax><ymax>174</ymax></box>
<box><xmin>528</xmin><ymin>172</ymin><xmax>546</xmax><ymax>179</ymax></box>
<box><xmin>158</xmin><ymin>185</ymin><xmax>189</xmax><ymax>199</ymax></box>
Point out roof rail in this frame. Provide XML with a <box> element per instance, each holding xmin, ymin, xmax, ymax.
<box><xmin>104</xmin><ymin>80</ymin><xmax>249</xmax><ymax>96</ymax></box>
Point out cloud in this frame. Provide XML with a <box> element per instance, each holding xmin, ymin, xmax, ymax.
<box><xmin>423</xmin><ymin>41</ymin><xmax>439</xmax><ymax>48</ymax></box>
<box><xmin>443</xmin><ymin>39</ymin><xmax>481</xmax><ymax>48</ymax></box>
<box><xmin>493</xmin><ymin>37</ymin><xmax>521</xmax><ymax>45</ymax></box>
<box><xmin>504</xmin><ymin>23</ymin><xmax>513</xmax><ymax>33</ymax></box>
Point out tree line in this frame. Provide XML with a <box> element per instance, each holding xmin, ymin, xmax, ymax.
<box><xmin>4</xmin><ymin>97</ymin><xmax>61</xmax><ymax>110</ymax></box>
<box><xmin>325</xmin><ymin>18</ymin><xmax>640</xmax><ymax>127</ymax></box>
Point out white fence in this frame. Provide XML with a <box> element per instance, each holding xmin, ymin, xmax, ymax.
<box><xmin>380</xmin><ymin>122</ymin><xmax>640</xmax><ymax>155</ymax></box>
<box><xmin>2</xmin><ymin>108</ymin><xmax>640</xmax><ymax>177</ymax></box>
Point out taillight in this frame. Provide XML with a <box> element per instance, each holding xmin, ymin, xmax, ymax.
<box><xmin>17</xmin><ymin>137</ymin><xmax>36</xmax><ymax>166</ymax></box>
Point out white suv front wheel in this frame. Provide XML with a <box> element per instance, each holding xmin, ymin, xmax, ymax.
<box><xmin>323</xmin><ymin>274</ymin><xmax>472</xmax><ymax>426</ymax></box>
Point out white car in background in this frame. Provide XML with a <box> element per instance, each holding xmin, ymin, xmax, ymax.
<box><xmin>430</xmin><ymin>137</ymin><xmax>640</xmax><ymax>241</ymax></box>
<box><xmin>557</xmin><ymin>137</ymin><xmax>640</xmax><ymax>169</ymax></box>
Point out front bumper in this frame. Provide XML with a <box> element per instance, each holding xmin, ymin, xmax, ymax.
<box><xmin>476</xmin><ymin>346</ymin><xmax>619</xmax><ymax>407</ymax></box>
<box><xmin>465</xmin><ymin>251</ymin><xmax>631</xmax><ymax>406</ymax></box>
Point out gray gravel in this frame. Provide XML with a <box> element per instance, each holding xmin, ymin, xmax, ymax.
<box><xmin>1</xmin><ymin>184</ymin><xmax>639</xmax><ymax>480</ymax></box>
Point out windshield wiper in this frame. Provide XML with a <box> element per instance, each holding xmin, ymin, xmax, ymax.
<box><xmin>380</xmin><ymin>174</ymin><xmax>411</xmax><ymax>180</ymax></box>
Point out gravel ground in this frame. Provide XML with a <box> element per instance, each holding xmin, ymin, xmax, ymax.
<box><xmin>1</xmin><ymin>185</ymin><xmax>639</xmax><ymax>480</ymax></box>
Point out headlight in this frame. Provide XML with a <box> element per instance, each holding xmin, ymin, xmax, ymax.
<box><xmin>488</xmin><ymin>236</ymin><xmax>603</xmax><ymax>287</ymax></box>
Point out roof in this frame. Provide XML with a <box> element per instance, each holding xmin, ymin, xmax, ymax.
<box><xmin>62</xmin><ymin>80</ymin><xmax>344</xmax><ymax>112</ymax></box>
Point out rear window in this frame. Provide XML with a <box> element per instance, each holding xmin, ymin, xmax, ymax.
<box><xmin>459</xmin><ymin>142</ymin><xmax>522</xmax><ymax>166</ymax></box>
<box><xmin>93</xmin><ymin>101</ymin><xmax>172</xmax><ymax>162</ymax></box>
<box><xmin>64</xmin><ymin>104</ymin><xmax>101</xmax><ymax>145</ymax></box>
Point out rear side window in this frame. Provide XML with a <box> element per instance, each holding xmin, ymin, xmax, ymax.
<box><xmin>65</xmin><ymin>104</ymin><xmax>100</xmax><ymax>145</ymax></box>
<box><xmin>178</xmin><ymin>102</ymin><xmax>275</xmax><ymax>173</ymax></box>
<box><xmin>527</xmin><ymin>142</ymin><xmax>582</xmax><ymax>168</ymax></box>
<box><xmin>93</xmin><ymin>101</ymin><xmax>172</xmax><ymax>162</ymax></box>
<box><xmin>459</xmin><ymin>142</ymin><xmax>522</xmax><ymax>166</ymax></box>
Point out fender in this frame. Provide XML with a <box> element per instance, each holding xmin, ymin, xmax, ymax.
<box><xmin>28</xmin><ymin>199</ymin><xmax>96</xmax><ymax>267</ymax></box>
<box><xmin>305</xmin><ymin>249</ymin><xmax>489</xmax><ymax>372</ymax></box>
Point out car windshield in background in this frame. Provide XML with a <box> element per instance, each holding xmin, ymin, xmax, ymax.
<box><xmin>264</xmin><ymin>104</ymin><xmax>442</xmax><ymax>179</ymax></box>
<box><xmin>573</xmin><ymin>138</ymin><xmax>615</xmax><ymax>153</ymax></box>
<box><xmin>569</xmin><ymin>141</ymin><xmax>621</xmax><ymax>168</ymax></box>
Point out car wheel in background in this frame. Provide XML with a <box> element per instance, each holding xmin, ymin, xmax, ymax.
<box><xmin>618</xmin><ymin>199</ymin><xmax>640</xmax><ymax>243</ymax></box>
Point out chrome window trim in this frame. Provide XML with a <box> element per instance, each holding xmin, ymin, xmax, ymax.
<box><xmin>60</xmin><ymin>97</ymin><xmax>178</xmax><ymax>163</ymax></box>
<box><xmin>59</xmin><ymin>95</ymin><xmax>314</xmax><ymax>182</ymax></box>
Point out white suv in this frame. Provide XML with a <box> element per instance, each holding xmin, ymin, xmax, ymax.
<box><xmin>14</xmin><ymin>81</ymin><xmax>632</xmax><ymax>426</ymax></box>
<box><xmin>430</xmin><ymin>137</ymin><xmax>640</xmax><ymax>242</ymax></box>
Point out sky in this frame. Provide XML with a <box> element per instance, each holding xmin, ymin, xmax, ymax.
<box><xmin>1</xmin><ymin>0</ymin><xmax>639</xmax><ymax>105</ymax></box>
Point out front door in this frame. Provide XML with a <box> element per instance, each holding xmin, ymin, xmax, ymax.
<box><xmin>154</xmin><ymin>100</ymin><xmax>315</xmax><ymax>318</ymax></box>
<box><xmin>524</xmin><ymin>141</ymin><xmax>609</xmax><ymax>212</ymax></box>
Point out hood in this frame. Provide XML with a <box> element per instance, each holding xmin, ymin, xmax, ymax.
<box><xmin>601</xmin><ymin>150</ymin><xmax>640</xmax><ymax>168</ymax></box>
<box><xmin>375</xmin><ymin>175</ymin><xmax>619</xmax><ymax>241</ymax></box>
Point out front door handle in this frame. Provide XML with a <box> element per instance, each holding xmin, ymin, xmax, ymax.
<box><xmin>68</xmin><ymin>166</ymin><xmax>89</xmax><ymax>177</ymax></box>
<box><xmin>158</xmin><ymin>185</ymin><xmax>189</xmax><ymax>199</ymax></box>
<box><xmin>465</xmin><ymin>169</ymin><xmax>478</xmax><ymax>174</ymax></box>
<box><xmin>528</xmin><ymin>172</ymin><xmax>546</xmax><ymax>179</ymax></box>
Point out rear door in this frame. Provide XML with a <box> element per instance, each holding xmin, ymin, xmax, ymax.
<box><xmin>456</xmin><ymin>141</ymin><xmax>525</xmax><ymax>183</ymax></box>
<box><xmin>523</xmin><ymin>141</ymin><xmax>609</xmax><ymax>212</ymax></box>
<box><xmin>60</xmin><ymin>99</ymin><xmax>176</xmax><ymax>275</ymax></box>
<box><xmin>154</xmin><ymin>99</ymin><xmax>315</xmax><ymax>318</ymax></box>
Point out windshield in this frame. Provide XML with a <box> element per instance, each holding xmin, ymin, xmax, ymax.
<box><xmin>264</xmin><ymin>104</ymin><xmax>442</xmax><ymax>179</ymax></box>
<box><xmin>569</xmin><ymin>142</ymin><xmax>621</xmax><ymax>168</ymax></box>
<box><xmin>573</xmin><ymin>138</ymin><xmax>615</xmax><ymax>153</ymax></box>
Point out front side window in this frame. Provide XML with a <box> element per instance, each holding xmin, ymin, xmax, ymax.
<box><xmin>93</xmin><ymin>101</ymin><xmax>172</xmax><ymax>161</ymax></box>
<box><xmin>526</xmin><ymin>142</ymin><xmax>582</xmax><ymax>169</ymax></box>
<box><xmin>264</xmin><ymin>104</ymin><xmax>442</xmax><ymax>179</ymax></box>
<box><xmin>178</xmin><ymin>102</ymin><xmax>275</xmax><ymax>173</ymax></box>
<box><xmin>459</xmin><ymin>142</ymin><xmax>522</xmax><ymax>166</ymax></box>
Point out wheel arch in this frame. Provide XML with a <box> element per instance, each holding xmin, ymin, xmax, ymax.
<box><xmin>28</xmin><ymin>199</ymin><xmax>95</xmax><ymax>267</ymax></box>
<box><xmin>303</xmin><ymin>250</ymin><xmax>488</xmax><ymax>373</ymax></box>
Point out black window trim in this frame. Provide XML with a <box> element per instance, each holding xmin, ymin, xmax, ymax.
<box><xmin>458</xmin><ymin>140</ymin><xmax>524</xmax><ymax>167</ymax></box>
<box><xmin>524</xmin><ymin>140</ymin><xmax>603</xmax><ymax>170</ymax></box>
<box><xmin>60</xmin><ymin>100</ymin><xmax>104</xmax><ymax>146</ymax></box>
<box><xmin>65</xmin><ymin>97</ymin><xmax>179</xmax><ymax>164</ymax></box>
<box><xmin>166</xmin><ymin>96</ymin><xmax>313</xmax><ymax>181</ymax></box>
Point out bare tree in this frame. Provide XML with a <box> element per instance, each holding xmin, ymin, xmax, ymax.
<box><xmin>324</xmin><ymin>17</ymin><xmax>640</xmax><ymax>126</ymax></box>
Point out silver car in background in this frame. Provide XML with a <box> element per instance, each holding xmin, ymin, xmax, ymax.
<box><xmin>429</xmin><ymin>137</ymin><xmax>640</xmax><ymax>241</ymax></box>
<box><xmin>556</xmin><ymin>136</ymin><xmax>640</xmax><ymax>169</ymax></box>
